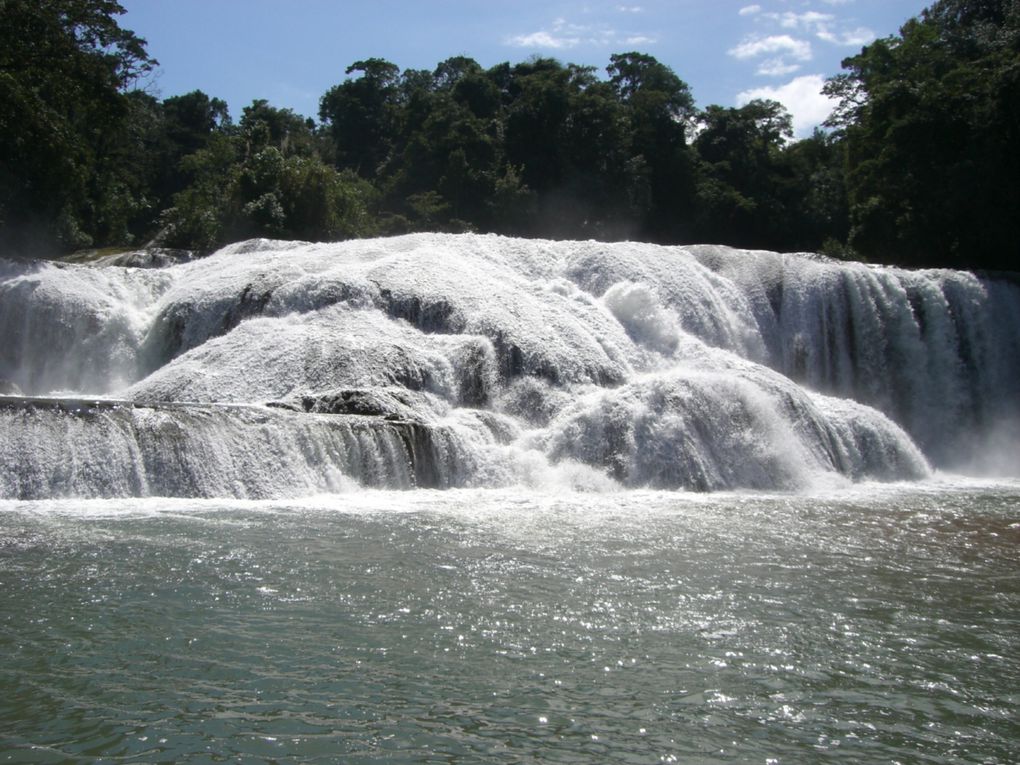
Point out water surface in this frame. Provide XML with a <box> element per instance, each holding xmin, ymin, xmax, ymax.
<box><xmin>2</xmin><ymin>480</ymin><xmax>1018</xmax><ymax>763</ymax></box>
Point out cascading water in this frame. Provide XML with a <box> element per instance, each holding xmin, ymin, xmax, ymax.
<box><xmin>2</xmin><ymin>233</ymin><xmax>1017</xmax><ymax>499</ymax></box>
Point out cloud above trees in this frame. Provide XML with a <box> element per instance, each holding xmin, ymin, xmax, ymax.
<box><xmin>728</xmin><ymin>4</ymin><xmax>876</xmax><ymax>76</ymax></box>
<box><xmin>728</xmin><ymin>3</ymin><xmax>875</xmax><ymax>135</ymax></box>
<box><xmin>737</xmin><ymin>74</ymin><xmax>838</xmax><ymax>137</ymax></box>
<box><xmin>505</xmin><ymin>5</ymin><xmax>656</xmax><ymax>51</ymax></box>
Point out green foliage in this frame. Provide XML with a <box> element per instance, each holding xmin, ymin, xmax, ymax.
<box><xmin>783</xmin><ymin>129</ymin><xmax>850</xmax><ymax>251</ymax></box>
<box><xmin>824</xmin><ymin>0</ymin><xmax>1020</xmax><ymax>268</ymax></box>
<box><xmin>240</xmin><ymin>99</ymin><xmax>318</xmax><ymax>157</ymax></box>
<box><xmin>164</xmin><ymin>90</ymin><xmax>230</xmax><ymax>154</ymax></box>
<box><xmin>693</xmin><ymin>100</ymin><xmax>793</xmax><ymax>248</ymax></box>
<box><xmin>364</xmin><ymin>51</ymin><xmax>703</xmax><ymax>241</ymax></box>
<box><xmin>4</xmin><ymin>0</ymin><xmax>1015</xmax><ymax>270</ymax></box>
<box><xmin>608</xmin><ymin>52</ymin><xmax>696</xmax><ymax>129</ymax></box>
<box><xmin>0</xmin><ymin>0</ymin><xmax>155</xmax><ymax>252</ymax></box>
<box><xmin>159</xmin><ymin>138</ymin><xmax>375</xmax><ymax>251</ymax></box>
<box><xmin>157</xmin><ymin>131</ymin><xmax>238</xmax><ymax>250</ymax></box>
<box><xmin>319</xmin><ymin>58</ymin><xmax>401</xmax><ymax>178</ymax></box>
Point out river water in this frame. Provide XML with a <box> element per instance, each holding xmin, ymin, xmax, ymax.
<box><xmin>2</xmin><ymin>479</ymin><xmax>1018</xmax><ymax>764</ymax></box>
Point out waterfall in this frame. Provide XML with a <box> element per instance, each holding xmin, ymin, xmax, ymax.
<box><xmin>2</xmin><ymin>234</ymin><xmax>1016</xmax><ymax>498</ymax></box>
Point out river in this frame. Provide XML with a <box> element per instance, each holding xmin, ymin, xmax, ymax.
<box><xmin>3</xmin><ymin>482</ymin><xmax>1018</xmax><ymax>763</ymax></box>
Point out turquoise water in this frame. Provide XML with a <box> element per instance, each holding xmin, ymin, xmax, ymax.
<box><xmin>2</xmin><ymin>482</ymin><xmax>1018</xmax><ymax>763</ymax></box>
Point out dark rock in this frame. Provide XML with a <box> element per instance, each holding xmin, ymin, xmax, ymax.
<box><xmin>221</xmin><ymin>283</ymin><xmax>274</xmax><ymax>333</ymax></box>
<box><xmin>286</xmin><ymin>388</ymin><xmax>423</xmax><ymax>422</ymax></box>
<box><xmin>93</xmin><ymin>248</ymin><xmax>196</xmax><ymax>268</ymax></box>
<box><xmin>379</xmin><ymin>289</ymin><xmax>458</xmax><ymax>333</ymax></box>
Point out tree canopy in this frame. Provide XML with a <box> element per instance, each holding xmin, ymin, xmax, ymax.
<box><xmin>824</xmin><ymin>0</ymin><xmax>1020</xmax><ymax>269</ymax></box>
<box><xmin>1</xmin><ymin>0</ymin><xmax>1017</xmax><ymax>271</ymax></box>
<box><xmin>0</xmin><ymin>0</ymin><xmax>156</xmax><ymax>251</ymax></box>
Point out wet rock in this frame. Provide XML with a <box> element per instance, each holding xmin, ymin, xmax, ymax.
<box><xmin>288</xmin><ymin>388</ymin><xmax>425</xmax><ymax>421</ymax></box>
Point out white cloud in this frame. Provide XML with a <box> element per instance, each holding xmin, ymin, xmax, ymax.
<box><xmin>739</xmin><ymin>4</ymin><xmax>761</xmax><ymax>15</ymax></box>
<box><xmin>616</xmin><ymin>5</ymin><xmax>643</xmax><ymax>12</ymax></box>
<box><xmin>766</xmin><ymin>10</ymin><xmax>871</xmax><ymax>48</ymax></box>
<box><xmin>773</xmin><ymin>11</ymin><xmax>834</xmax><ymax>30</ymax></box>
<box><xmin>737</xmin><ymin>74</ymin><xmax>838</xmax><ymax>137</ymax></box>
<box><xmin>729</xmin><ymin>35</ymin><xmax>812</xmax><ymax>62</ymax></box>
<box><xmin>506</xmin><ymin>30</ymin><xmax>581</xmax><ymax>49</ymax></box>
<box><xmin>506</xmin><ymin>15</ymin><xmax>655</xmax><ymax>50</ymax></box>
<box><xmin>822</xmin><ymin>0</ymin><xmax>854</xmax><ymax>5</ymax></box>
<box><xmin>757</xmin><ymin>58</ymin><xmax>801</xmax><ymax>76</ymax></box>
<box><xmin>817</xmin><ymin>26</ymin><xmax>875</xmax><ymax>46</ymax></box>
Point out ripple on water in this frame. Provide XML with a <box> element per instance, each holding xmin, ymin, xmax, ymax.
<box><xmin>1</xmin><ymin>485</ymin><xmax>1019</xmax><ymax>763</ymax></box>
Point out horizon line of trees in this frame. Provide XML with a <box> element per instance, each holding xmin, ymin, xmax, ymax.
<box><xmin>1</xmin><ymin>0</ymin><xmax>1017</xmax><ymax>271</ymax></box>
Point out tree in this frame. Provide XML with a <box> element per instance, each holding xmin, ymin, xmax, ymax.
<box><xmin>693</xmin><ymin>100</ymin><xmax>795</xmax><ymax>248</ymax></box>
<box><xmin>157</xmin><ymin>131</ymin><xmax>239</xmax><ymax>250</ymax></box>
<box><xmin>374</xmin><ymin>58</ymin><xmax>502</xmax><ymax>231</ymax></box>
<box><xmin>239</xmin><ymin>99</ymin><xmax>318</xmax><ymax>158</ymax></box>
<box><xmin>558</xmin><ymin>78</ymin><xmax>640</xmax><ymax>237</ymax></box>
<box><xmin>608</xmin><ymin>53</ymin><xmax>698</xmax><ymax>240</ymax></box>
<box><xmin>503</xmin><ymin>58</ymin><xmax>573</xmax><ymax>196</ymax></box>
<box><xmin>319</xmin><ymin>58</ymin><xmax>401</xmax><ymax>178</ymax></box>
<box><xmin>607</xmin><ymin>52</ymin><xmax>696</xmax><ymax>130</ymax></box>
<box><xmin>782</xmin><ymin>129</ymin><xmax>850</xmax><ymax>253</ymax></box>
<box><xmin>0</xmin><ymin>0</ymin><xmax>155</xmax><ymax>252</ymax></box>
<box><xmin>824</xmin><ymin>0</ymin><xmax>1020</xmax><ymax>268</ymax></box>
<box><xmin>164</xmin><ymin>90</ymin><xmax>230</xmax><ymax>155</ymax></box>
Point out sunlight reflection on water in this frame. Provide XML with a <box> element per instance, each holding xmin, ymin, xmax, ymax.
<box><xmin>1</xmin><ymin>480</ymin><xmax>1019</xmax><ymax>763</ymax></box>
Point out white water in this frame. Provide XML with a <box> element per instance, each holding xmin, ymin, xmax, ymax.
<box><xmin>2</xmin><ymin>234</ymin><xmax>1017</xmax><ymax>499</ymax></box>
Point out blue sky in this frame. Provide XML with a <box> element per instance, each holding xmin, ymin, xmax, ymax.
<box><xmin>119</xmin><ymin>0</ymin><xmax>923</xmax><ymax>137</ymax></box>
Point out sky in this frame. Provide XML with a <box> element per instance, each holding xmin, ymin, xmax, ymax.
<box><xmin>118</xmin><ymin>0</ymin><xmax>924</xmax><ymax>138</ymax></box>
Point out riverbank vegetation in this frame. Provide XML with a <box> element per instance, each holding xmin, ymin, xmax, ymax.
<box><xmin>1</xmin><ymin>0</ymin><xmax>1016</xmax><ymax>270</ymax></box>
